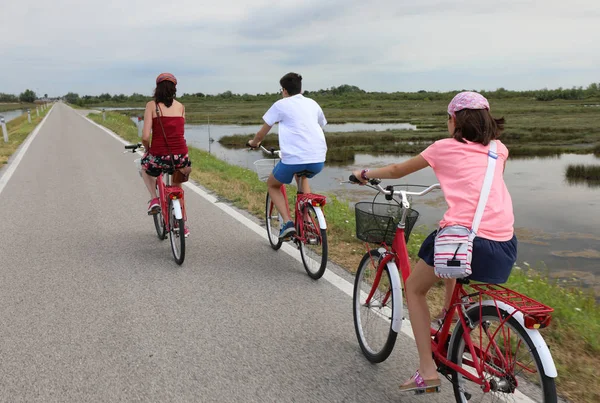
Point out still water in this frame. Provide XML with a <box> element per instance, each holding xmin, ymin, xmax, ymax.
<box><xmin>0</xmin><ymin>109</ymin><xmax>24</xmax><ymax>123</ymax></box>
<box><xmin>142</xmin><ymin>120</ymin><xmax>600</xmax><ymax>287</ymax></box>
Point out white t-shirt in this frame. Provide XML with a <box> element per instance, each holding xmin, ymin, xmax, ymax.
<box><xmin>262</xmin><ymin>94</ymin><xmax>327</xmax><ymax>164</ymax></box>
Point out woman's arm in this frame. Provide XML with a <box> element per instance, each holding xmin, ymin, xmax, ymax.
<box><xmin>248</xmin><ymin>123</ymin><xmax>272</xmax><ymax>148</ymax></box>
<box><xmin>141</xmin><ymin>101</ymin><xmax>153</xmax><ymax>151</ymax></box>
<box><xmin>352</xmin><ymin>155</ymin><xmax>430</xmax><ymax>182</ymax></box>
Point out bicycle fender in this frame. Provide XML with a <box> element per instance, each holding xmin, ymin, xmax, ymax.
<box><xmin>384</xmin><ymin>260</ymin><xmax>403</xmax><ymax>333</ymax></box>
<box><xmin>312</xmin><ymin>206</ymin><xmax>327</xmax><ymax>230</ymax></box>
<box><xmin>450</xmin><ymin>301</ymin><xmax>557</xmax><ymax>378</ymax></box>
<box><xmin>172</xmin><ymin>199</ymin><xmax>183</xmax><ymax>220</ymax></box>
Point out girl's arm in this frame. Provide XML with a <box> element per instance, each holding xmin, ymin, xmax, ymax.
<box><xmin>141</xmin><ymin>101</ymin><xmax>154</xmax><ymax>152</ymax></box>
<box><xmin>353</xmin><ymin>155</ymin><xmax>430</xmax><ymax>182</ymax></box>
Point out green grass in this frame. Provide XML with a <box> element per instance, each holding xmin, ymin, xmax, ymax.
<box><xmin>90</xmin><ymin>109</ymin><xmax>599</xmax><ymax>403</ymax></box>
<box><xmin>0</xmin><ymin>103</ymin><xmax>35</xmax><ymax>113</ymax></box>
<box><xmin>0</xmin><ymin>107</ymin><xmax>50</xmax><ymax>165</ymax></box>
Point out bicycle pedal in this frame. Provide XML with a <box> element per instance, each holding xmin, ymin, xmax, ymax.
<box><xmin>414</xmin><ymin>386</ymin><xmax>440</xmax><ymax>395</ymax></box>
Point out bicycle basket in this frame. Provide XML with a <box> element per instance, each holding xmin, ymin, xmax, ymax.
<box><xmin>355</xmin><ymin>202</ymin><xmax>419</xmax><ymax>244</ymax></box>
<box><xmin>254</xmin><ymin>158</ymin><xmax>279</xmax><ymax>182</ymax></box>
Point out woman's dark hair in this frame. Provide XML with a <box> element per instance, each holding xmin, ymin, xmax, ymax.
<box><xmin>280</xmin><ymin>72</ymin><xmax>302</xmax><ymax>96</ymax></box>
<box><xmin>451</xmin><ymin>109</ymin><xmax>505</xmax><ymax>145</ymax></box>
<box><xmin>154</xmin><ymin>81</ymin><xmax>176</xmax><ymax>107</ymax></box>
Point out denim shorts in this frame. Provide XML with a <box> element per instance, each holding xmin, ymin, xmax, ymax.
<box><xmin>272</xmin><ymin>161</ymin><xmax>324</xmax><ymax>184</ymax></box>
<box><xmin>418</xmin><ymin>230</ymin><xmax>518</xmax><ymax>284</ymax></box>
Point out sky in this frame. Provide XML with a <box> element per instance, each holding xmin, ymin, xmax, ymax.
<box><xmin>1</xmin><ymin>0</ymin><xmax>598</xmax><ymax>97</ymax></box>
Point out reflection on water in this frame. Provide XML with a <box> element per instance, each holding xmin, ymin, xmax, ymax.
<box><xmin>143</xmin><ymin>121</ymin><xmax>600</xmax><ymax>283</ymax></box>
<box><xmin>0</xmin><ymin>109</ymin><xmax>24</xmax><ymax>123</ymax></box>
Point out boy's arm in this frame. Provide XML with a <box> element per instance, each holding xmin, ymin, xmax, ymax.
<box><xmin>249</xmin><ymin>123</ymin><xmax>272</xmax><ymax>148</ymax></box>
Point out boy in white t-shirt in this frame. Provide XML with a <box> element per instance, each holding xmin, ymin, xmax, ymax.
<box><xmin>248</xmin><ymin>72</ymin><xmax>327</xmax><ymax>240</ymax></box>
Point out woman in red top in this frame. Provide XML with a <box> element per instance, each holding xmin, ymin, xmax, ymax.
<box><xmin>140</xmin><ymin>73</ymin><xmax>192</xmax><ymax>220</ymax></box>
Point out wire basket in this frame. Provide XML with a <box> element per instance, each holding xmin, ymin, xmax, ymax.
<box><xmin>355</xmin><ymin>202</ymin><xmax>419</xmax><ymax>245</ymax></box>
<box><xmin>254</xmin><ymin>158</ymin><xmax>279</xmax><ymax>182</ymax></box>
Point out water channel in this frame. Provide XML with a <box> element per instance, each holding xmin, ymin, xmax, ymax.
<box><xmin>131</xmin><ymin>118</ymin><xmax>600</xmax><ymax>290</ymax></box>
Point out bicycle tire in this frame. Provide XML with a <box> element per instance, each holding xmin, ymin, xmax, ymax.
<box><xmin>299</xmin><ymin>205</ymin><xmax>327</xmax><ymax>279</ymax></box>
<box><xmin>353</xmin><ymin>250</ymin><xmax>398</xmax><ymax>363</ymax></box>
<box><xmin>449</xmin><ymin>305</ymin><xmax>557</xmax><ymax>403</ymax></box>
<box><xmin>153</xmin><ymin>184</ymin><xmax>167</xmax><ymax>240</ymax></box>
<box><xmin>265</xmin><ymin>193</ymin><xmax>283</xmax><ymax>250</ymax></box>
<box><xmin>168</xmin><ymin>199</ymin><xmax>185</xmax><ymax>265</ymax></box>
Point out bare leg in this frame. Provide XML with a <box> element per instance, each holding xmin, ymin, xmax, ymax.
<box><xmin>443</xmin><ymin>279</ymin><xmax>456</xmax><ymax>311</ymax></box>
<box><xmin>295</xmin><ymin>175</ymin><xmax>311</xmax><ymax>194</ymax></box>
<box><xmin>142</xmin><ymin>171</ymin><xmax>158</xmax><ymax>199</ymax></box>
<box><xmin>403</xmin><ymin>259</ymin><xmax>441</xmax><ymax>382</ymax></box>
<box><xmin>267</xmin><ymin>174</ymin><xmax>291</xmax><ymax>222</ymax></box>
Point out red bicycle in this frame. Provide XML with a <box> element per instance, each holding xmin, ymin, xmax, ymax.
<box><xmin>125</xmin><ymin>143</ymin><xmax>187</xmax><ymax>265</ymax></box>
<box><xmin>253</xmin><ymin>146</ymin><xmax>328</xmax><ymax>279</ymax></box>
<box><xmin>349</xmin><ymin>176</ymin><xmax>558</xmax><ymax>402</ymax></box>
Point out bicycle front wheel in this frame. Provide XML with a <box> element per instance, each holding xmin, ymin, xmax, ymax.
<box><xmin>168</xmin><ymin>200</ymin><xmax>185</xmax><ymax>265</ymax></box>
<box><xmin>265</xmin><ymin>193</ymin><xmax>283</xmax><ymax>250</ymax></box>
<box><xmin>449</xmin><ymin>305</ymin><xmax>557</xmax><ymax>403</ymax></box>
<box><xmin>353</xmin><ymin>250</ymin><xmax>398</xmax><ymax>363</ymax></box>
<box><xmin>298</xmin><ymin>205</ymin><xmax>327</xmax><ymax>279</ymax></box>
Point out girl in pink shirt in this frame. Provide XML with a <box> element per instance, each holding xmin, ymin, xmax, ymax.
<box><xmin>352</xmin><ymin>92</ymin><xmax>517</xmax><ymax>393</ymax></box>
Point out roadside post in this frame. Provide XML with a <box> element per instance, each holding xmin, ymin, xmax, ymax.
<box><xmin>137</xmin><ymin>116</ymin><xmax>142</xmax><ymax>137</ymax></box>
<box><xmin>102</xmin><ymin>109</ymin><xmax>106</xmax><ymax>121</ymax></box>
<box><xmin>1</xmin><ymin>117</ymin><xmax>7</xmax><ymax>142</ymax></box>
<box><xmin>27</xmin><ymin>109</ymin><xmax>31</xmax><ymax>123</ymax></box>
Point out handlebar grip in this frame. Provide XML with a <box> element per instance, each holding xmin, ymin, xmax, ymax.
<box><xmin>349</xmin><ymin>174</ymin><xmax>361</xmax><ymax>183</ymax></box>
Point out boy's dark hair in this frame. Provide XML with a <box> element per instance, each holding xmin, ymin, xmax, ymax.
<box><xmin>280</xmin><ymin>72</ymin><xmax>302</xmax><ymax>96</ymax></box>
<box><xmin>154</xmin><ymin>81</ymin><xmax>176</xmax><ymax>108</ymax></box>
<box><xmin>451</xmin><ymin>109</ymin><xmax>505</xmax><ymax>145</ymax></box>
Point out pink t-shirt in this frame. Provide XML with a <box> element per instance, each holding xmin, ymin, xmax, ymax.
<box><xmin>420</xmin><ymin>138</ymin><xmax>514</xmax><ymax>241</ymax></box>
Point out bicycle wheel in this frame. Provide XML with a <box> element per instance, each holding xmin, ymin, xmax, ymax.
<box><xmin>168</xmin><ymin>199</ymin><xmax>185</xmax><ymax>265</ymax></box>
<box><xmin>153</xmin><ymin>184</ymin><xmax>167</xmax><ymax>240</ymax></box>
<box><xmin>298</xmin><ymin>205</ymin><xmax>328</xmax><ymax>279</ymax></box>
<box><xmin>449</xmin><ymin>305</ymin><xmax>557</xmax><ymax>403</ymax></box>
<box><xmin>353</xmin><ymin>250</ymin><xmax>398</xmax><ymax>363</ymax></box>
<box><xmin>265</xmin><ymin>193</ymin><xmax>283</xmax><ymax>250</ymax></box>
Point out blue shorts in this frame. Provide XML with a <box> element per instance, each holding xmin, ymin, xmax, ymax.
<box><xmin>418</xmin><ymin>230</ymin><xmax>518</xmax><ymax>284</ymax></box>
<box><xmin>272</xmin><ymin>161</ymin><xmax>324</xmax><ymax>184</ymax></box>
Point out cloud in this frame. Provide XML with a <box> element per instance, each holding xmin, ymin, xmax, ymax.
<box><xmin>1</xmin><ymin>0</ymin><xmax>598</xmax><ymax>96</ymax></box>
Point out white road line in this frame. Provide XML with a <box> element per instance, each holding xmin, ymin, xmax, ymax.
<box><xmin>79</xmin><ymin>110</ymin><xmax>537</xmax><ymax>403</ymax></box>
<box><xmin>0</xmin><ymin>107</ymin><xmax>55</xmax><ymax>196</ymax></box>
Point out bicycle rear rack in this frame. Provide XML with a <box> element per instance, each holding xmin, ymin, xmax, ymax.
<box><xmin>469</xmin><ymin>284</ymin><xmax>554</xmax><ymax>329</ymax></box>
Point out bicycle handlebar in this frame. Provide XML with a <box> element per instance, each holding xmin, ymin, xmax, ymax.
<box><xmin>124</xmin><ymin>143</ymin><xmax>144</xmax><ymax>153</ymax></box>
<box><xmin>246</xmin><ymin>141</ymin><xmax>281</xmax><ymax>157</ymax></box>
<box><xmin>347</xmin><ymin>174</ymin><xmax>440</xmax><ymax>209</ymax></box>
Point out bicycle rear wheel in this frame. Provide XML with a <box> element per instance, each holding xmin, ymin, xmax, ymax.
<box><xmin>265</xmin><ymin>193</ymin><xmax>283</xmax><ymax>250</ymax></box>
<box><xmin>353</xmin><ymin>250</ymin><xmax>398</xmax><ymax>363</ymax></box>
<box><xmin>168</xmin><ymin>199</ymin><xmax>185</xmax><ymax>265</ymax></box>
<box><xmin>449</xmin><ymin>305</ymin><xmax>557</xmax><ymax>403</ymax></box>
<box><xmin>153</xmin><ymin>183</ymin><xmax>167</xmax><ymax>240</ymax></box>
<box><xmin>298</xmin><ymin>205</ymin><xmax>327</xmax><ymax>279</ymax></box>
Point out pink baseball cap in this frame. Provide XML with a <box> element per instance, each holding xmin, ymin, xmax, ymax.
<box><xmin>447</xmin><ymin>91</ymin><xmax>490</xmax><ymax>117</ymax></box>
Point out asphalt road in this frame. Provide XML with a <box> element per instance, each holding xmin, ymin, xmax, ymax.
<box><xmin>0</xmin><ymin>103</ymin><xmax>536</xmax><ymax>402</ymax></box>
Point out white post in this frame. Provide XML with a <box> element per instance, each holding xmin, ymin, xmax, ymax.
<box><xmin>102</xmin><ymin>109</ymin><xmax>106</xmax><ymax>121</ymax></box>
<box><xmin>137</xmin><ymin>117</ymin><xmax>142</xmax><ymax>137</ymax></box>
<box><xmin>36</xmin><ymin>107</ymin><xmax>39</xmax><ymax>117</ymax></box>
<box><xmin>27</xmin><ymin>109</ymin><xmax>31</xmax><ymax>123</ymax></box>
<box><xmin>1</xmin><ymin>117</ymin><xmax>7</xmax><ymax>143</ymax></box>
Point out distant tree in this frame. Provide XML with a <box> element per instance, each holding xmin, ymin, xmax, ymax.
<box><xmin>98</xmin><ymin>93</ymin><xmax>112</xmax><ymax>101</ymax></box>
<box><xmin>44</xmin><ymin>93</ymin><xmax>48</xmax><ymax>99</ymax></box>
<box><xmin>0</xmin><ymin>93</ymin><xmax>18</xmax><ymax>102</ymax></box>
<box><xmin>19</xmin><ymin>89</ymin><xmax>37</xmax><ymax>103</ymax></box>
<box><xmin>194</xmin><ymin>92</ymin><xmax>205</xmax><ymax>97</ymax></box>
<box><xmin>218</xmin><ymin>90</ymin><xmax>233</xmax><ymax>98</ymax></box>
<box><xmin>64</xmin><ymin>92</ymin><xmax>80</xmax><ymax>104</ymax></box>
